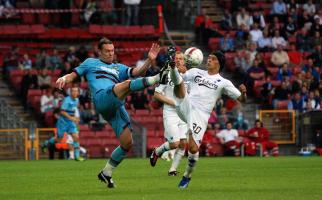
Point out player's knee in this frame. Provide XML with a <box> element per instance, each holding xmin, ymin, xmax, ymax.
<box><xmin>121</xmin><ymin>139</ymin><xmax>133</xmax><ymax>151</ymax></box>
<box><xmin>179</xmin><ymin>140</ymin><xmax>187</xmax><ymax>149</ymax></box>
<box><xmin>189</xmin><ymin>146</ymin><xmax>199</xmax><ymax>154</ymax></box>
<box><xmin>169</xmin><ymin>142</ymin><xmax>179</xmax><ymax>149</ymax></box>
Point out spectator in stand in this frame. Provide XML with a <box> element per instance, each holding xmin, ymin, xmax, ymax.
<box><xmin>208</xmin><ymin>110</ymin><xmax>217</xmax><ymax>129</ymax></box>
<box><xmin>268</xmin><ymin>16</ymin><xmax>283</xmax><ymax>37</ymax></box>
<box><xmin>46</xmin><ymin>49</ymin><xmax>63</xmax><ymax>70</ymax></box>
<box><xmin>83</xmin><ymin>0</ymin><xmax>97</xmax><ymax>24</ymax></box>
<box><xmin>220</xmin><ymin>9</ymin><xmax>233</xmax><ymax>30</ymax></box>
<box><xmin>246</xmin><ymin>120</ymin><xmax>279</xmax><ymax>157</ymax></box>
<box><xmin>64</xmin><ymin>46</ymin><xmax>79</xmax><ymax>68</ymax></box>
<box><xmin>234</xmin><ymin>49</ymin><xmax>251</xmax><ymax>73</ymax></box>
<box><xmin>308</xmin><ymin>44</ymin><xmax>322</xmax><ymax>67</ymax></box>
<box><xmin>272</xmin><ymin>30</ymin><xmax>287</xmax><ymax>49</ymax></box>
<box><xmin>123</xmin><ymin>0</ymin><xmax>141</xmax><ymax>26</ymax></box>
<box><xmin>249</xmin><ymin>23</ymin><xmax>263</xmax><ymax>43</ymax></box>
<box><xmin>235</xmin><ymin>24</ymin><xmax>249</xmax><ymax>47</ymax></box>
<box><xmin>53</xmin><ymin>88</ymin><xmax>64</xmax><ymax>109</ymax></box>
<box><xmin>21</xmin><ymin>69</ymin><xmax>38</xmax><ymax>109</ymax></box>
<box><xmin>284</xmin><ymin>16</ymin><xmax>297</xmax><ymax>37</ymax></box>
<box><xmin>314</xmin><ymin>89</ymin><xmax>321</xmax><ymax>105</ymax></box>
<box><xmin>288</xmin><ymin>8</ymin><xmax>298</xmax><ymax>25</ymax></box>
<box><xmin>217</xmin><ymin>107</ymin><xmax>232</xmax><ymax>129</ymax></box>
<box><xmin>76</xmin><ymin>46</ymin><xmax>89</xmax><ymax>63</ymax></box>
<box><xmin>303</xmin><ymin>0</ymin><xmax>316</xmax><ymax>17</ymax></box>
<box><xmin>302</xmin><ymin>58</ymin><xmax>320</xmax><ymax>81</ymax></box>
<box><xmin>246</xmin><ymin>59</ymin><xmax>265</xmax><ymax>90</ymax></box>
<box><xmin>60</xmin><ymin>62</ymin><xmax>74</xmax><ymax>76</ymax></box>
<box><xmin>130</xmin><ymin>90</ymin><xmax>151</xmax><ymax>111</ymax></box>
<box><xmin>249</xmin><ymin>9</ymin><xmax>266</xmax><ymax>29</ymax></box>
<box><xmin>3</xmin><ymin>46</ymin><xmax>21</xmax><ymax>73</ymax></box>
<box><xmin>305</xmin><ymin>91</ymin><xmax>320</xmax><ymax>111</ymax></box>
<box><xmin>258</xmin><ymin>30</ymin><xmax>273</xmax><ymax>52</ymax></box>
<box><xmin>309</xmin><ymin>18</ymin><xmax>321</xmax><ymax>37</ymax></box>
<box><xmin>314</xmin><ymin>8</ymin><xmax>322</xmax><ymax>25</ymax></box>
<box><xmin>194</xmin><ymin>9</ymin><xmax>213</xmax><ymax>45</ymax></box>
<box><xmin>288</xmin><ymin>43</ymin><xmax>303</xmax><ymax>66</ymax></box>
<box><xmin>271</xmin><ymin>44</ymin><xmax>290</xmax><ymax>67</ymax></box>
<box><xmin>231</xmin><ymin>102</ymin><xmax>248</xmax><ymax>130</ymax></box>
<box><xmin>273</xmin><ymin>80</ymin><xmax>292</xmax><ymax>108</ymax></box>
<box><xmin>219</xmin><ymin>31</ymin><xmax>235</xmax><ymax>52</ymax></box>
<box><xmin>271</xmin><ymin>0</ymin><xmax>287</xmax><ymax>21</ymax></box>
<box><xmin>35</xmin><ymin>49</ymin><xmax>48</xmax><ymax>69</ymax></box>
<box><xmin>216</xmin><ymin>121</ymin><xmax>242</xmax><ymax>156</ymax></box>
<box><xmin>19</xmin><ymin>54</ymin><xmax>32</xmax><ymax>70</ymax></box>
<box><xmin>247</xmin><ymin>42</ymin><xmax>258</xmax><ymax>66</ymax></box>
<box><xmin>38</xmin><ymin>68</ymin><xmax>51</xmax><ymax>90</ymax></box>
<box><xmin>311</xmin><ymin>32</ymin><xmax>322</xmax><ymax>49</ymax></box>
<box><xmin>298</xmin><ymin>11</ymin><xmax>314</xmax><ymax>30</ymax></box>
<box><xmin>296</xmin><ymin>28</ymin><xmax>311</xmax><ymax>52</ymax></box>
<box><xmin>288</xmin><ymin>92</ymin><xmax>305</xmax><ymax>113</ymax></box>
<box><xmin>277</xmin><ymin>63</ymin><xmax>292</xmax><ymax>81</ymax></box>
<box><xmin>286</xmin><ymin>0</ymin><xmax>299</xmax><ymax>13</ymax></box>
<box><xmin>80</xmin><ymin>102</ymin><xmax>99</xmax><ymax>125</ymax></box>
<box><xmin>261</xmin><ymin>75</ymin><xmax>274</xmax><ymax>108</ymax></box>
<box><xmin>236</xmin><ymin>7</ymin><xmax>251</xmax><ymax>30</ymax></box>
<box><xmin>40</xmin><ymin>88</ymin><xmax>54</xmax><ymax>114</ymax></box>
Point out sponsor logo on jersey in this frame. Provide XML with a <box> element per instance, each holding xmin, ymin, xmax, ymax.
<box><xmin>194</xmin><ymin>75</ymin><xmax>218</xmax><ymax>89</ymax></box>
<box><xmin>99</xmin><ymin>66</ymin><xmax>119</xmax><ymax>76</ymax></box>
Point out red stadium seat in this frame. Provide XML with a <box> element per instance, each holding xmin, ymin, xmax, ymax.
<box><xmin>147</xmin><ymin>137</ymin><xmax>164</xmax><ymax>150</ymax></box>
<box><xmin>277</xmin><ymin>100</ymin><xmax>289</xmax><ymax>109</ymax></box>
<box><xmin>31</xmin><ymin>24</ymin><xmax>45</xmax><ymax>34</ymax></box>
<box><xmin>135</xmin><ymin>109</ymin><xmax>150</xmax><ymax>116</ymax></box>
<box><xmin>22</xmin><ymin>13</ymin><xmax>36</xmax><ymax>24</ymax></box>
<box><xmin>27</xmin><ymin>89</ymin><xmax>42</xmax><ymax>100</ymax></box>
<box><xmin>89</xmin><ymin>24</ymin><xmax>103</xmax><ymax>35</ymax></box>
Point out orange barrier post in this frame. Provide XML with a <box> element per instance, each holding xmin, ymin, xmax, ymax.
<box><xmin>157</xmin><ymin>4</ymin><xmax>163</xmax><ymax>34</ymax></box>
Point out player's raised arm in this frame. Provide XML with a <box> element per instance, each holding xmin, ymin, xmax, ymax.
<box><xmin>131</xmin><ymin>43</ymin><xmax>160</xmax><ymax>77</ymax></box>
<box><xmin>237</xmin><ymin>84</ymin><xmax>247</xmax><ymax>102</ymax></box>
<box><xmin>56</xmin><ymin>72</ymin><xmax>78</xmax><ymax>89</ymax></box>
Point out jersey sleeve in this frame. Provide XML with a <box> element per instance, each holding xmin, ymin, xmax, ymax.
<box><xmin>223</xmin><ymin>80</ymin><xmax>241</xmax><ymax>100</ymax></box>
<box><xmin>74</xmin><ymin>58</ymin><xmax>91</xmax><ymax>77</ymax></box>
<box><xmin>118</xmin><ymin>63</ymin><xmax>131</xmax><ymax>81</ymax></box>
<box><xmin>154</xmin><ymin>84</ymin><xmax>166</xmax><ymax>94</ymax></box>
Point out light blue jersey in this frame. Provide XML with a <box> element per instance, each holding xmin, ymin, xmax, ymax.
<box><xmin>56</xmin><ymin>96</ymin><xmax>79</xmax><ymax>138</ymax></box>
<box><xmin>74</xmin><ymin>58</ymin><xmax>133</xmax><ymax>137</ymax></box>
<box><xmin>74</xmin><ymin>58</ymin><xmax>132</xmax><ymax>95</ymax></box>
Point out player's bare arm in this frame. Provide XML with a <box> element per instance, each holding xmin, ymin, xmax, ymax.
<box><xmin>237</xmin><ymin>84</ymin><xmax>247</xmax><ymax>102</ymax></box>
<box><xmin>56</xmin><ymin>72</ymin><xmax>78</xmax><ymax>89</ymax></box>
<box><xmin>131</xmin><ymin>43</ymin><xmax>160</xmax><ymax>77</ymax></box>
<box><xmin>153</xmin><ymin>91</ymin><xmax>176</xmax><ymax>107</ymax></box>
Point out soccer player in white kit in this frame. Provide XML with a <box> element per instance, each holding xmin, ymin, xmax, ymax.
<box><xmin>151</xmin><ymin>51</ymin><xmax>189</xmax><ymax>176</ymax></box>
<box><xmin>152</xmin><ymin>50</ymin><xmax>247</xmax><ymax>188</ymax></box>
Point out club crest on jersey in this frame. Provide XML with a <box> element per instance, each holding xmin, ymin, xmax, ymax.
<box><xmin>194</xmin><ymin>75</ymin><xmax>218</xmax><ymax>89</ymax></box>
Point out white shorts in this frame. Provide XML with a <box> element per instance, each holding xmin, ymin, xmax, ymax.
<box><xmin>163</xmin><ymin>114</ymin><xmax>188</xmax><ymax>143</ymax></box>
<box><xmin>67</xmin><ymin>134</ymin><xmax>73</xmax><ymax>144</ymax></box>
<box><xmin>175</xmin><ymin>96</ymin><xmax>209</xmax><ymax>147</ymax></box>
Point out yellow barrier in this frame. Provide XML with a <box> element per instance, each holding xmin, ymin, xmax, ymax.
<box><xmin>259</xmin><ymin>110</ymin><xmax>296</xmax><ymax>144</ymax></box>
<box><xmin>0</xmin><ymin>129</ymin><xmax>29</xmax><ymax>160</ymax></box>
<box><xmin>34</xmin><ymin>128</ymin><xmax>57</xmax><ymax>160</ymax></box>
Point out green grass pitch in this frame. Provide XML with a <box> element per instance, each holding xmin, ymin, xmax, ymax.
<box><xmin>0</xmin><ymin>157</ymin><xmax>322</xmax><ymax>200</ymax></box>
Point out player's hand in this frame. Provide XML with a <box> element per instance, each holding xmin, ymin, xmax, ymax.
<box><xmin>239</xmin><ymin>84</ymin><xmax>247</xmax><ymax>94</ymax></box>
<box><xmin>56</xmin><ymin>77</ymin><xmax>66</xmax><ymax>89</ymax></box>
<box><xmin>148</xmin><ymin>43</ymin><xmax>161</xmax><ymax>60</ymax></box>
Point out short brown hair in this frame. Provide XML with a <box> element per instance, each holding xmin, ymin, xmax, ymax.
<box><xmin>98</xmin><ymin>37</ymin><xmax>113</xmax><ymax>50</ymax></box>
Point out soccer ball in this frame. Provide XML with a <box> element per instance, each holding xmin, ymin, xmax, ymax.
<box><xmin>184</xmin><ymin>47</ymin><xmax>203</xmax><ymax>68</ymax></box>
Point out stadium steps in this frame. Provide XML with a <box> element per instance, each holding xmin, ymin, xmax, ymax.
<box><xmin>0</xmin><ymin>79</ymin><xmax>37</xmax><ymax>123</ymax></box>
<box><xmin>195</xmin><ymin>0</ymin><xmax>224</xmax><ymax>22</ymax></box>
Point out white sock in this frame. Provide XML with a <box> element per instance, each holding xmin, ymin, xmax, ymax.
<box><xmin>183</xmin><ymin>151</ymin><xmax>199</xmax><ymax>178</ymax></box>
<box><xmin>169</xmin><ymin>148</ymin><xmax>185</xmax><ymax>172</ymax></box>
<box><xmin>155</xmin><ymin>142</ymin><xmax>170</xmax><ymax>156</ymax></box>
<box><xmin>103</xmin><ymin>162</ymin><xmax>115</xmax><ymax>177</ymax></box>
<box><xmin>146</xmin><ymin>74</ymin><xmax>160</xmax><ymax>85</ymax></box>
<box><xmin>170</xmin><ymin>67</ymin><xmax>183</xmax><ymax>86</ymax></box>
<box><xmin>69</xmin><ymin>151</ymin><xmax>74</xmax><ymax>159</ymax></box>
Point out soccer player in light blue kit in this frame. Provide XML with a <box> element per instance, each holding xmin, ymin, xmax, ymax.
<box><xmin>56</xmin><ymin>38</ymin><xmax>166</xmax><ymax>188</ymax></box>
<box><xmin>56</xmin><ymin>86</ymin><xmax>83</xmax><ymax>161</ymax></box>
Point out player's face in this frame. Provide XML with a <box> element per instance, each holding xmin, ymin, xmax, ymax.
<box><xmin>175</xmin><ymin>53</ymin><xmax>187</xmax><ymax>73</ymax></box>
<box><xmin>99</xmin><ymin>44</ymin><xmax>114</xmax><ymax>63</ymax></box>
<box><xmin>207</xmin><ymin>55</ymin><xmax>220</xmax><ymax>72</ymax></box>
<box><xmin>71</xmin><ymin>87</ymin><xmax>79</xmax><ymax>99</ymax></box>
